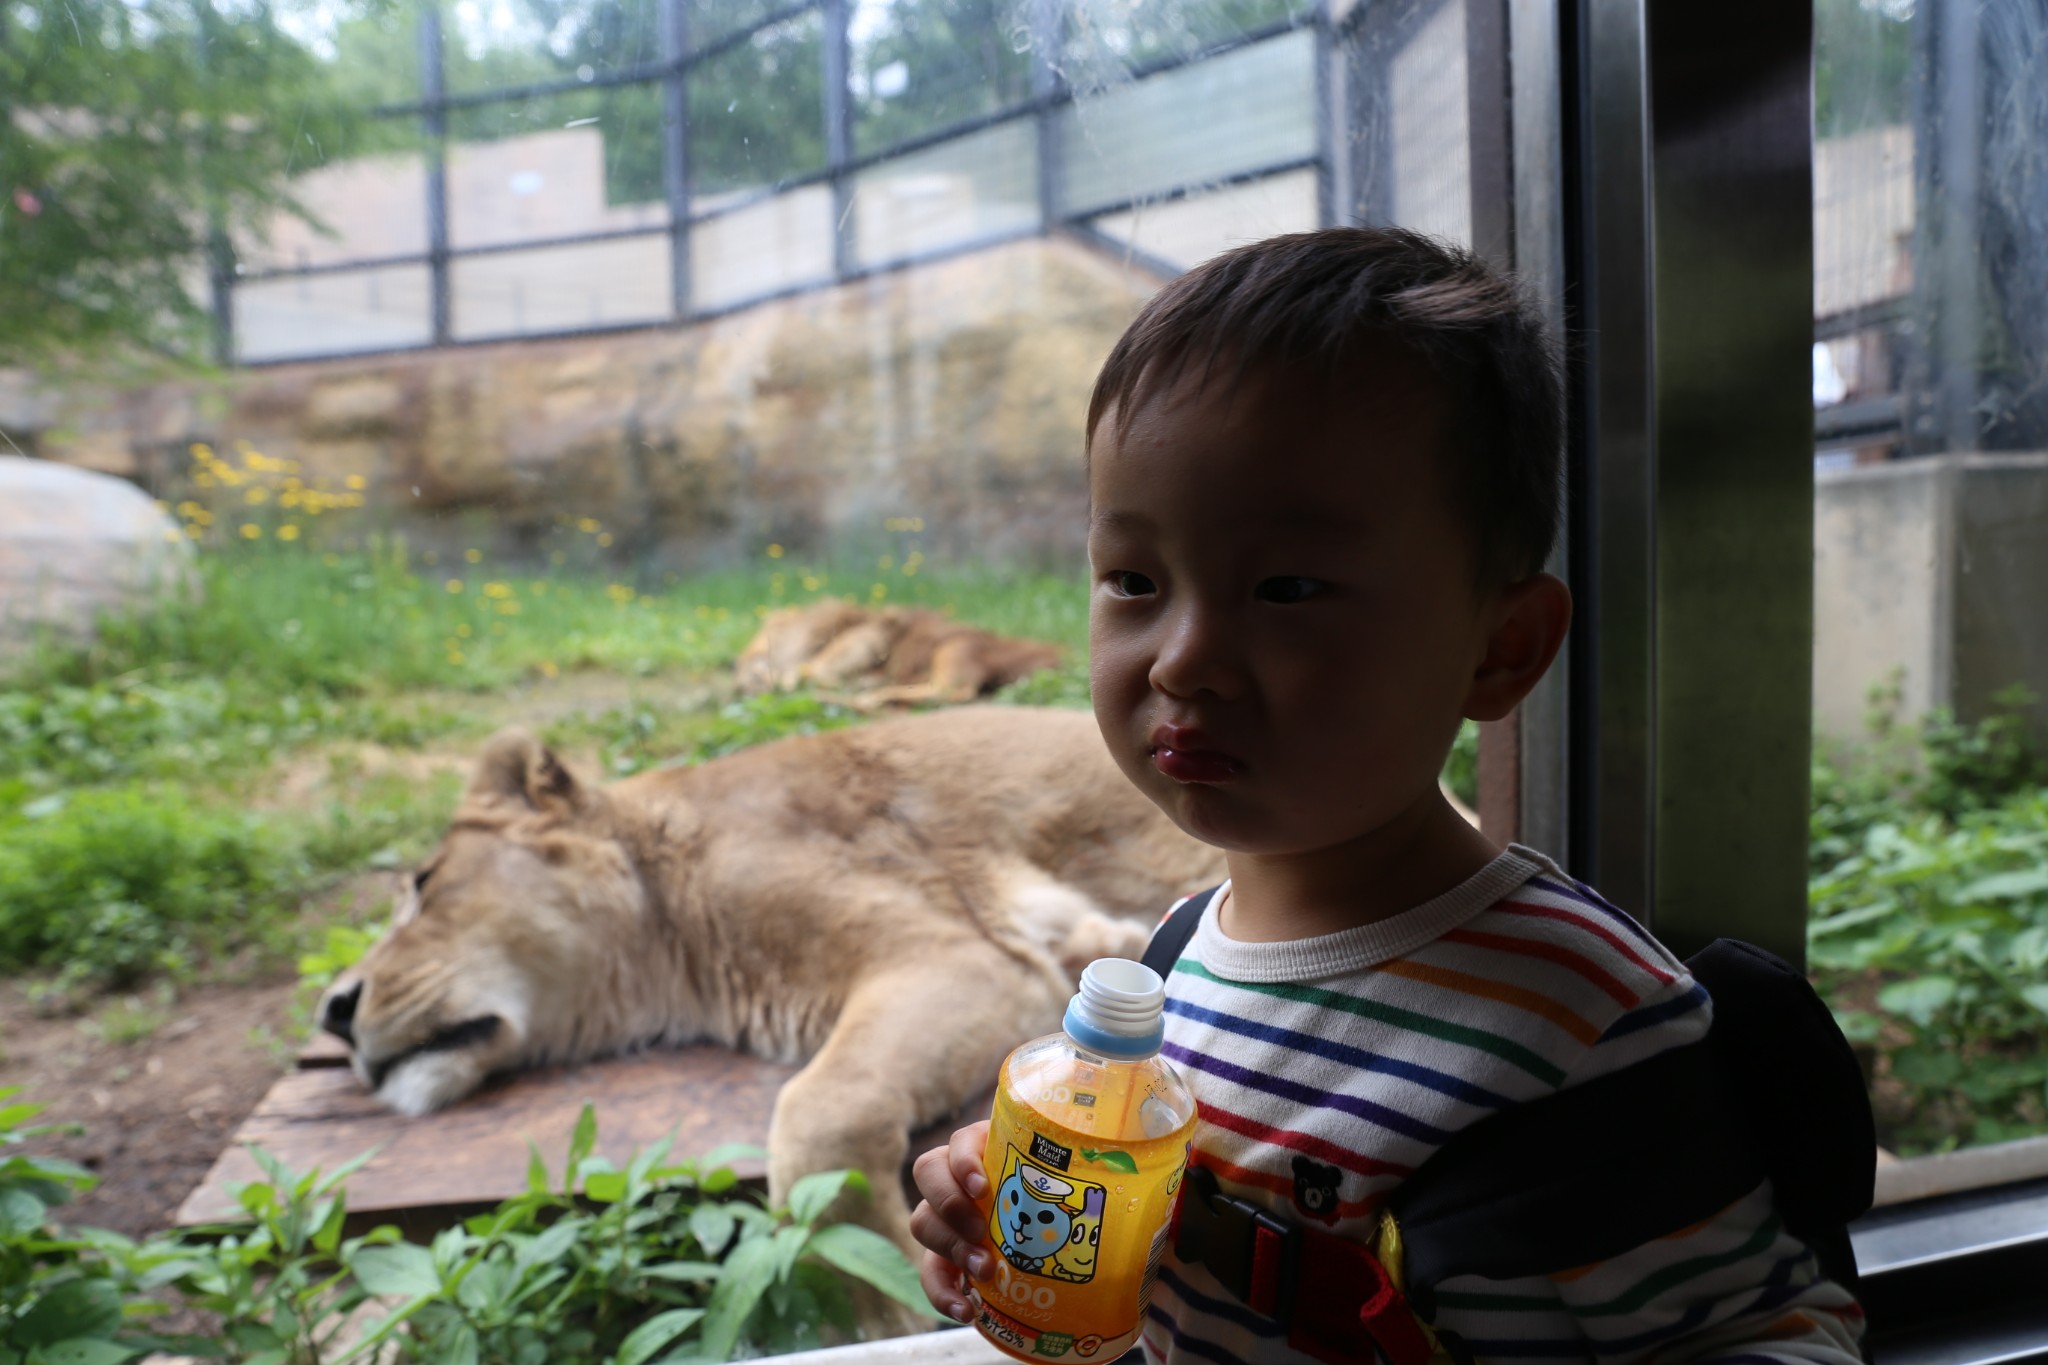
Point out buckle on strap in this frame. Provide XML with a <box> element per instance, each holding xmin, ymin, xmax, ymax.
<box><xmin>1173</xmin><ymin>1166</ymin><xmax>1301</xmax><ymax>1321</ymax></box>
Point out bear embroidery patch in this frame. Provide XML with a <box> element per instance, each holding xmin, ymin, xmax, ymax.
<box><xmin>1291</xmin><ymin>1155</ymin><xmax>1341</xmax><ymax>1225</ymax></box>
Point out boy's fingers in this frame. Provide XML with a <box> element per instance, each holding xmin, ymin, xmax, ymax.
<box><xmin>949</xmin><ymin>1120</ymin><xmax>992</xmax><ymax>1199</ymax></box>
<box><xmin>918</xmin><ymin>1247</ymin><xmax>980</xmax><ymax>1324</ymax></box>
<box><xmin>910</xmin><ymin>1197</ymin><xmax>995</xmax><ymax>1279</ymax></box>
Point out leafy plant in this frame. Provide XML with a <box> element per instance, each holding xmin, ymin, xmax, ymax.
<box><xmin>0</xmin><ymin>1097</ymin><xmax>932</xmax><ymax>1364</ymax></box>
<box><xmin>1808</xmin><ymin>693</ymin><xmax>2048</xmax><ymax>1153</ymax></box>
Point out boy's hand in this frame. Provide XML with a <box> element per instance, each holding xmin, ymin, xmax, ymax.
<box><xmin>909</xmin><ymin>1119</ymin><xmax>994</xmax><ymax>1324</ymax></box>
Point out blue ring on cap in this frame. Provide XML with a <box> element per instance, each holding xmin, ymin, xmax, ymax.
<box><xmin>1063</xmin><ymin>1001</ymin><xmax>1164</xmax><ymax>1059</ymax></box>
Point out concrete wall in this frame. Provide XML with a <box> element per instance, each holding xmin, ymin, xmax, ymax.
<box><xmin>1814</xmin><ymin>453</ymin><xmax>2048</xmax><ymax>747</ymax></box>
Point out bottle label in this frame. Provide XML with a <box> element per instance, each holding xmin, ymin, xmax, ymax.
<box><xmin>974</xmin><ymin>1085</ymin><xmax>1191</xmax><ymax>1361</ymax></box>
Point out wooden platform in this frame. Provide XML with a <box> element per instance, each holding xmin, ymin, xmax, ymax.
<box><xmin>176</xmin><ymin>1035</ymin><xmax>800</xmax><ymax>1225</ymax></box>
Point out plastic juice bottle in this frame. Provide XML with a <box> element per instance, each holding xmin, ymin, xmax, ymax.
<box><xmin>970</xmin><ymin>959</ymin><xmax>1196</xmax><ymax>1363</ymax></box>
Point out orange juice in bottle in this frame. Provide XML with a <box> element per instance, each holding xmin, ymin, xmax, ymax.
<box><xmin>971</xmin><ymin>959</ymin><xmax>1196</xmax><ymax>1363</ymax></box>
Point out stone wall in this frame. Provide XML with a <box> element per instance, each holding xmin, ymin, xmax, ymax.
<box><xmin>5</xmin><ymin>236</ymin><xmax>1162</xmax><ymax>571</ymax></box>
<box><xmin>1813</xmin><ymin>452</ymin><xmax>2048</xmax><ymax>747</ymax></box>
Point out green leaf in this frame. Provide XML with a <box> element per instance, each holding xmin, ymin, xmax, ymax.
<box><xmin>516</xmin><ymin>1218</ymin><xmax>582</xmax><ymax>1270</ymax></box>
<box><xmin>689</xmin><ymin>1206</ymin><xmax>738</xmax><ymax>1257</ymax></box>
<box><xmin>12</xmin><ymin>1281</ymin><xmax>124</xmax><ymax>1347</ymax></box>
<box><xmin>640</xmin><ymin>1261</ymin><xmax>720</xmax><ymax>1283</ymax></box>
<box><xmin>349</xmin><ymin>1242</ymin><xmax>441</xmax><ymax>1298</ymax></box>
<box><xmin>698</xmin><ymin>1235</ymin><xmax>780</xmax><ymax>1361</ymax></box>
<box><xmin>801</xmin><ymin>1223</ymin><xmax>943</xmax><ymax>1317</ymax></box>
<box><xmin>32</xmin><ymin>1340</ymin><xmax>139</xmax><ymax>1365</ymax></box>
<box><xmin>0</xmin><ymin>1185</ymin><xmax>48</xmax><ymax>1235</ymax></box>
<box><xmin>314</xmin><ymin>1145</ymin><xmax>380</xmax><ymax>1197</ymax></box>
<box><xmin>526</xmin><ymin>1142</ymin><xmax>550</xmax><ymax>1195</ymax></box>
<box><xmin>1878</xmin><ymin>975</ymin><xmax>1959</xmax><ymax>1027</ymax></box>
<box><xmin>785</xmin><ymin>1170</ymin><xmax>866</xmax><ymax>1227</ymax></box>
<box><xmin>2022</xmin><ymin>984</ymin><xmax>2048</xmax><ymax>1018</ymax></box>
<box><xmin>583</xmin><ymin>1169</ymin><xmax>628</xmax><ymax>1204</ymax></box>
<box><xmin>1893</xmin><ymin>1046</ymin><xmax>1964</xmax><ymax>1088</ymax></box>
<box><xmin>615</xmin><ymin>1308</ymin><xmax>706</xmax><ymax>1365</ymax></box>
<box><xmin>1954</xmin><ymin>868</ymin><xmax>2048</xmax><ymax>903</ymax></box>
<box><xmin>1081</xmin><ymin>1148</ymin><xmax>1140</xmax><ymax>1175</ymax></box>
<box><xmin>565</xmin><ymin>1104</ymin><xmax>599</xmax><ymax>1182</ymax></box>
<box><xmin>1829</xmin><ymin>1008</ymin><xmax>1883</xmax><ymax>1044</ymax></box>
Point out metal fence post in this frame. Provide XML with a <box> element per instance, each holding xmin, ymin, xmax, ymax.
<box><xmin>822</xmin><ymin>0</ymin><xmax>855</xmax><ymax>279</ymax></box>
<box><xmin>420</xmin><ymin>7</ymin><xmax>451</xmax><ymax>346</ymax></box>
<box><xmin>661</xmin><ymin>0</ymin><xmax>692</xmax><ymax>319</ymax></box>
<box><xmin>1030</xmin><ymin>0</ymin><xmax>1065</xmax><ymax>230</ymax></box>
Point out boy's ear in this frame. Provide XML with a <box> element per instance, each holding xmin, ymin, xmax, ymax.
<box><xmin>1464</xmin><ymin>572</ymin><xmax>1573</xmax><ymax>723</ymax></box>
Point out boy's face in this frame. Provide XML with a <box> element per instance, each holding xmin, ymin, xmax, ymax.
<box><xmin>1087</xmin><ymin>355</ymin><xmax>1494</xmax><ymax>858</ymax></box>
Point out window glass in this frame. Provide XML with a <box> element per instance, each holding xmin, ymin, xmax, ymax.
<box><xmin>687</xmin><ymin>9</ymin><xmax>827</xmax><ymax>197</ymax></box>
<box><xmin>0</xmin><ymin>0</ymin><xmax>1513</xmax><ymax>1254</ymax></box>
<box><xmin>448</xmin><ymin>88</ymin><xmax>669</xmax><ymax>248</ymax></box>
<box><xmin>850</xmin><ymin>0</ymin><xmax>1036</xmax><ymax>155</ymax></box>
<box><xmin>441</xmin><ymin>0</ymin><xmax>664</xmax><ymax>96</ymax></box>
<box><xmin>1810</xmin><ymin>0</ymin><xmax>2048</xmax><ymax>1169</ymax></box>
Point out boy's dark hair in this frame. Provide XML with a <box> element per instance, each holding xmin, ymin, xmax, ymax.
<box><xmin>1086</xmin><ymin>227</ymin><xmax>1564</xmax><ymax>585</ymax></box>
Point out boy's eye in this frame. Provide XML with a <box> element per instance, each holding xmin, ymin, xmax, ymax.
<box><xmin>1255</xmin><ymin>576</ymin><xmax>1323</xmax><ymax>604</ymax></box>
<box><xmin>1106</xmin><ymin>570</ymin><xmax>1157</xmax><ymax>597</ymax></box>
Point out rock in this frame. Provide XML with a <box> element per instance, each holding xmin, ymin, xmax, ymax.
<box><xmin>0</xmin><ymin>457</ymin><xmax>197</xmax><ymax>664</ymax></box>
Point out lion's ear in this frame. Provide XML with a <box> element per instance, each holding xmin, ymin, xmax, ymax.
<box><xmin>470</xmin><ymin>728</ymin><xmax>583</xmax><ymax>816</ymax></box>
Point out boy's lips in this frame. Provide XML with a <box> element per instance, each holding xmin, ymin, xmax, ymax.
<box><xmin>1149</xmin><ymin>724</ymin><xmax>1245</xmax><ymax>784</ymax></box>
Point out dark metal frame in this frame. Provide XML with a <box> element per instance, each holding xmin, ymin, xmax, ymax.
<box><xmin>224</xmin><ymin>1</ymin><xmax>1326</xmax><ymax>365</ymax></box>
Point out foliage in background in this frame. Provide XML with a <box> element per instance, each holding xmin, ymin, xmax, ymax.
<box><xmin>0</xmin><ymin>0</ymin><xmax>397</xmax><ymax>369</ymax></box>
<box><xmin>0</xmin><ymin>1098</ymin><xmax>931</xmax><ymax>1363</ymax></box>
<box><xmin>1809</xmin><ymin>685</ymin><xmax>2048</xmax><ymax>1153</ymax></box>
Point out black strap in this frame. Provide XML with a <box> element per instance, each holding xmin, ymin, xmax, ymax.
<box><xmin>1142</xmin><ymin>885</ymin><xmax>1220</xmax><ymax>980</ymax></box>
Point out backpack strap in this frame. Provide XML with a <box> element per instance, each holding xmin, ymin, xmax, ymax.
<box><xmin>1142</xmin><ymin>885</ymin><xmax>1219</xmax><ymax>980</ymax></box>
<box><xmin>1390</xmin><ymin>936</ymin><xmax>1872</xmax><ymax>1309</ymax></box>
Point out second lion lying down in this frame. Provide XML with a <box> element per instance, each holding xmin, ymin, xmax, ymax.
<box><xmin>317</xmin><ymin>705</ymin><xmax>1224</xmax><ymax>1253</ymax></box>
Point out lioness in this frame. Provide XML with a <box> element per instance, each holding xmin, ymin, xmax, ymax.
<box><xmin>317</xmin><ymin>705</ymin><xmax>1223</xmax><ymax>1254</ymax></box>
<box><xmin>735</xmin><ymin>601</ymin><xmax>1065</xmax><ymax>709</ymax></box>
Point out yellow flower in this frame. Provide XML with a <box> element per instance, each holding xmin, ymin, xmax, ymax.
<box><xmin>283</xmin><ymin>477</ymin><xmax>302</xmax><ymax>491</ymax></box>
<box><xmin>495</xmin><ymin>599</ymin><xmax>521</xmax><ymax>616</ymax></box>
<box><xmin>191</xmin><ymin>508</ymin><xmax>213</xmax><ymax>527</ymax></box>
<box><xmin>185</xmin><ymin>524</ymin><xmax>204</xmax><ymax>539</ymax></box>
<box><xmin>162</xmin><ymin>528</ymin><xmax>180</xmax><ymax>544</ymax></box>
<box><xmin>538</xmin><ymin>660</ymin><xmax>559</xmax><ymax>679</ymax></box>
<box><xmin>877</xmin><ymin>554</ymin><xmax>894</xmax><ymax>571</ymax></box>
<box><xmin>245</xmin><ymin>487</ymin><xmax>269</xmax><ymax>505</ymax></box>
<box><xmin>456</xmin><ymin>623</ymin><xmax>472</xmax><ymax>639</ymax></box>
<box><xmin>284</xmin><ymin>460</ymin><xmax>301</xmax><ymax>475</ymax></box>
<box><xmin>280</xmin><ymin>490</ymin><xmax>301</xmax><ymax>509</ymax></box>
<box><xmin>465</xmin><ymin>548</ymin><xmax>482</xmax><ymax>564</ymax></box>
<box><xmin>713</xmin><ymin>606</ymin><xmax>729</xmax><ymax>621</ymax></box>
<box><xmin>596</xmin><ymin>533</ymin><xmax>614</xmax><ymax>548</ymax></box>
<box><xmin>194</xmin><ymin>472</ymin><xmax>215</xmax><ymax>489</ymax></box>
<box><xmin>240</xmin><ymin>523</ymin><xmax>262</xmax><ymax>540</ymax></box>
<box><xmin>345</xmin><ymin>474</ymin><xmax>367</xmax><ymax>491</ymax></box>
<box><xmin>577</xmin><ymin>517</ymin><xmax>600</xmax><ymax>534</ymax></box>
<box><xmin>767</xmin><ymin>543</ymin><xmax>785</xmax><ymax>559</ymax></box>
<box><xmin>483</xmin><ymin>581</ymin><xmax>512</xmax><ymax>598</ymax></box>
<box><xmin>446</xmin><ymin>579</ymin><xmax>464</xmax><ymax>594</ymax></box>
<box><xmin>606</xmin><ymin>583</ymin><xmax>636</xmax><ymax>605</ymax></box>
<box><xmin>447</xmin><ymin>649</ymin><xmax>466</xmax><ymax>665</ymax></box>
<box><xmin>277</xmin><ymin>523</ymin><xmax>301</xmax><ymax>541</ymax></box>
<box><xmin>695</xmin><ymin>604</ymin><xmax>711</xmax><ymax>619</ymax></box>
<box><xmin>532</xmin><ymin>581</ymin><xmax>549</xmax><ymax>596</ymax></box>
<box><xmin>801</xmin><ymin>575</ymin><xmax>821</xmax><ymax>592</ymax></box>
<box><xmin>869</xmin><ymin>582</ymin><xmax>887</xmax><ymax>601</ymax></box>
<box><xmin>176</xmin><ymin>501</ymin><xmax>201</xmax><ymax>518</ymax></box>
<box><xmin>189</xmin><ymin>442</ymin><xmax>214</xmax><ymax>461</ymax></box>
<box><xmin>754</xmin><ymin>604</ymin><xmax>769</xmax><ymax>618</ymax></box>
<box><xmin>323</xmin><ymin>553</ymin><xmax>341</xmax><ymax>567</ymax></box>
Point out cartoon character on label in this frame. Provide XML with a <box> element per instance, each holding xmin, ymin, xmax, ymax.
<box><xmin>993</xmin><ymin>1160</ymin><xmax>1078</xmax><ymax>1274</ymax></box>
<box><xmin>1048</xmin><ymin>1186</ymin><xmax>1105</xmax><ymax>1283</ymax></box>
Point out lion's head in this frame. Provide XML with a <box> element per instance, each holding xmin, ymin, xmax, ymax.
<box><xmin>317</xmin><ymin>729</ymin><xmax>656</xmax><ymax>1115</ymax></box>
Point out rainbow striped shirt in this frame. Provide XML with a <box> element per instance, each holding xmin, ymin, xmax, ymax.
<box><xmin>1142</xmin><ymin>845</ymin><xmax>1865</xmax><ymax>1365</ymax></box>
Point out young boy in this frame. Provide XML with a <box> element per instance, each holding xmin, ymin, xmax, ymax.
<box><xmin>907</xmin><ymin>228</ymin><xmax>1865</xmax><ymax>1363</ymax></box>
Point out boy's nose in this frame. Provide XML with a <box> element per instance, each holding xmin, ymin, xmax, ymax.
<box><xmin>1148</xmin><ymin>605</ymin><xmax>1246</xmax><ymax>700</ymax></box>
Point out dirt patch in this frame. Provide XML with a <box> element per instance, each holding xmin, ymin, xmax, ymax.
<box><xmin>0</xmin><ymin>979</ymin><xmax>298</xmax><ymax>1237</ymax></box>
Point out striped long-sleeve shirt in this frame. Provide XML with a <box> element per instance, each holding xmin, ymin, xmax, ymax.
<box><xmin>1143</xmin><ymin>845</ymin><xmax>1865</xmax><ymax>1365</ymax></box>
